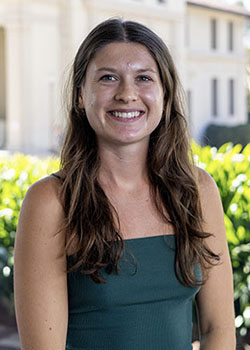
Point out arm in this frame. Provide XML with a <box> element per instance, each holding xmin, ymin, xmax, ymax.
<box><xmin>14</xmin><ymin>176</ymin><xmax>68</xmax><ymax>350</ymax></box>
<box><xmin>195</xmin><ymin>168</ymin><xmax>236</xmax><ymax>350</ymax></box>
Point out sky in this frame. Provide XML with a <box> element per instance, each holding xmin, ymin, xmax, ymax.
<box><xmin>223</xmin><ymin>0</ymin><xmax>250</xmax><ymax>10</ymax></box>
<box><xmin>223</xmin><ymin>0</ymin><xmax>250</xmax><ymax>49</ymax></box>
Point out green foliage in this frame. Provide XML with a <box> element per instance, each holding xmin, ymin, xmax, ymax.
<box><xmin>0</xmin><ymin>145</ymin><xmax>250</xmax><ymax>334</ymax></box>
<box><xmin>192</xmin><ymin>142</ymin><xmax>250</xmax><ymax>335</ymax></box>
<box><xmin>0</xmin><ymin>151</ymin><xmax>59</xmax><ymax>312</ymax></box>
<box><xmin>203</xmin><ymin>123</ymin><xmax>250</xmax><ymax>149</ymax></box>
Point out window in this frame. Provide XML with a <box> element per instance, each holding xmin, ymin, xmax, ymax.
<box><xmin>212</xmin><ymin>79</ymin><xmax>218</xmax><ymax>117</ymax></box>
<box><xmin>228</xmin><ymin>22</ymin><xmax>234</xmax><ymax>51</ymax></box>
<box><xmin>229</xmin><ymin>79</ymin><xmax>235</xmax><ymax>115</ymax></box>
<box><xmin>211</xmin><ymin>19</ymin><xmax>217</xmax><ymax>50</ymax></box>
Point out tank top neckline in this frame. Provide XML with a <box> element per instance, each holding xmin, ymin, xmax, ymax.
<box><xmin>123</xmin><ymin>233</ymin><xmax>175</xmax><ymax>242</ymax></box>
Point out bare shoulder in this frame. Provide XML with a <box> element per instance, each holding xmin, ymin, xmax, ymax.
<box><xmin>17</xmin><ymin>173</ymin><xmax>66</xmax><ymax>249</ymax></box>
<box><xmin>193</xmin><ymin>173</ymin><xmax>235</xmax><ymax>345</ymax></box>
<box><xmin>193</xmin><ymin>167</ymin><xmax>224</xmax><ymax>233</ymax></box>
<box><xmin>14</xmin><ymin>173</ymin><xmax>68</xmax><ymax>348</ymax></box>
<box><xmin>26</xmin><ymin>172</ymin><xmax>62</xmax><ymax>200</ymax></box>
<box><xmin>22</xmin><ymin>173</ymin><xmax>64</xmax><ymax>222</ymax></box>
<box><xmin>195</xmin><ymin>166</ymin><xmax>217</xmax><ymax>189</ymax></box>
<box><xmin>193</xmin><ymin>166</ymin><xmax>221</xmax><ymax>204</ymax></box>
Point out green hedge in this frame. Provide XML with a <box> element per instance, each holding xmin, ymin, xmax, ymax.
<box><xmin>0</xmin><ymin>145</ymin><xmax>249</xmax><ymax>336</ymax></box>
<box><xmin>192</xmin><ymin>142</ymin><xmax>250</xmax><ymax>337</ymax></box>
<box><xmin>203</xmin><ymin>123</ymin><xmax>250</xmax><ymax>149</ymax></box>
<box><xmin>0</xmin><ymin>152</ymin><xmax>59</xmax><ymax>314</ymax></box>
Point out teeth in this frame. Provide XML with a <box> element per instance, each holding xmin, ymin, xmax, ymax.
<box><xmin>111</xmin><ymin>111</ymin><xmax>141</xmax><ymax>118</ymax></box>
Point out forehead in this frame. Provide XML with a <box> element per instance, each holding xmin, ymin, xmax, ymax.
<box><xmin>87</xmin><ymin>42</ymin><xmax>159</xmax><ymax>73</ymax></box>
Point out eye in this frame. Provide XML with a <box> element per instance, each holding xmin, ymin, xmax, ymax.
<box><xmin>136</xmin><ymin>75</ymin><xmax>152</xmax><ymax>82</ymax></box>
<box><xmin>99</xmin><ymin>75</ymin><xmax>117</xmax><ymax>81</ymax></box>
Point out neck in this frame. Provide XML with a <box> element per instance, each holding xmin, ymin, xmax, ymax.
<box><xmin>98</xmin><ymin>140</ymin><xmax>150</xmax><ymax>192</ymax></box>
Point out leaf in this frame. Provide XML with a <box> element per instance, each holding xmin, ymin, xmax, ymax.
<box><xmin>224</xmin><ymin>214</ymin><xmax>239</xmax><ymax>245</ymax></box>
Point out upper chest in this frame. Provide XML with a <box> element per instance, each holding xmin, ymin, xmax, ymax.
<box><xmin>106</xmin><ymin>187</ymin><xmax>174</xmax><ymax>238</ymax></box>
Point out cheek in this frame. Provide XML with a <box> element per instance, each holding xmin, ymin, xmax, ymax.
<box><xmin>84</xmin><ymin>96</ymin><xmax>100</xmax><ymax>117</ymax></box>
<box><xmin>86</xmin><ymin>89</ymin><xmax>111</xmax><ymax>112</ymax></box>
<box><xmin>84</xmin><ymin>90</ymin><xmax>109</xmax><ymax>130</ymax></box>
<box><xmin>145</xmin><ymin>89</ymin><xmax>164</xmax><ymax>112</ymax></box>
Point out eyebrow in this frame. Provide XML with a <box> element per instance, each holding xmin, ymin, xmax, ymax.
<box><xmin>96</xmin><ymin>67</ymin><xmax>157</xmax><ymax>74</ymax></box>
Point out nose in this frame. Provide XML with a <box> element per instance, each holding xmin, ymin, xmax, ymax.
<box><xmin>114</xmin><ymin>81</ymin><xmax>138</xmax><ymax>103</ymax></box>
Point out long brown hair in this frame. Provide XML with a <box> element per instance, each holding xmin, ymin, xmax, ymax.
<box><xmin>59</xmin><ymin>18</ymin><xmax>220</xmax><ymax>286</ymax></box>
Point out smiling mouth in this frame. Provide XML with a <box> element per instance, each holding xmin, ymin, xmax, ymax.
<box><xmin>107</xmin><ymin>110</ymin><xmax>144</xmax><ymax>119</ymax></box>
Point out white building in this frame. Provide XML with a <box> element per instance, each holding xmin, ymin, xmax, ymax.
<box><xmin>0</xmin><ymin>0</ymin><xmax>249</xmax><ymax>153</ymax></box>
<box><xmin>186</xmin><ymin>0</ymin><xmax>250</xmax><ymax>141</ymax></box>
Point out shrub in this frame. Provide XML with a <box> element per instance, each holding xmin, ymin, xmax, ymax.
<box><xmin>0</xmin><ymin>152</ymin><xmax>59</xmax><ymax>313</ymax></box>
<box><xmin>0</xmin><ymin>145</ymin><xmax>249</xmax><ymax>336</ymax></box>
<box><xmin>192</xmin><ymin>142</ymin><xmax>250</xmax><ymax>337</ymax></box>
<box><xmin>203</xmin><ymin>123</ymin><xmax>250</xmax><ymax>149</ymax></box>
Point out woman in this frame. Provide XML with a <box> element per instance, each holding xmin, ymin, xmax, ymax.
<box><xmin>14</xmin><ymin>18</ymin><xmax>235</xmax><ymax>349</ymax></box>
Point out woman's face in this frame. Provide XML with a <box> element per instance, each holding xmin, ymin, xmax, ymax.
<box><xmin>79</xmin><ymin>42</ymin><xmax>164</xmax><ymax>147</ymax></box>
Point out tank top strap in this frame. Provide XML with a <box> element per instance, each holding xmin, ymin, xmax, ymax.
<box><xmin>50</xmin><ymin>173</ymin><xmax>62</xmax><ymax>181</ymax></box>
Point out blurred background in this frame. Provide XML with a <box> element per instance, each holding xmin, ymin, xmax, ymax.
<box><xmin>0</xmin><ymin>0</ymin><xmax>250</xmax><ymax>155</ymax></box>
<box><xmin>0</xmin><ymin>0</ymin><xmax>250</xmax><ymax>349</ymax></box>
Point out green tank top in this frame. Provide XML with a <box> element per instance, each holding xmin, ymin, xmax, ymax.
<box><xmin>66</xmin><ymin>234</ymin><xmax>201</xmax><ymax>350</ymax></box>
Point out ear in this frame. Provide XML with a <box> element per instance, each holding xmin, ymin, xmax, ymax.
<box><xmin>78</xmin><ymin>87</ymin><xmax>85</xmax><ymax>109</ymax></box>
<box><xmin>78</xmin><ymin>95</ymin><xmax>84</xmax><ymax>109</ymax></box>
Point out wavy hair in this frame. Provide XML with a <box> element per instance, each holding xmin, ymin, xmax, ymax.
<box><xmin>59</xmin><ymin>18</ymin><xmax>220</xmax><ymax>286</ymax></box>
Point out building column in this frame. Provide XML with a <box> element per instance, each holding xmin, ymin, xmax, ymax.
<box><xmin>5</xmin><ymin>2</ymin><xmax>61</xmax><ymax>154</ymax></box>
<box><xmin>5</xmin><ymin>22</ymin><xmax>28</xmax><ymax>151</ymax></box>
<box><xmin>0</xmin><ymin>26</ymin><xmax>6</xmax><ymax>148</ymax></box>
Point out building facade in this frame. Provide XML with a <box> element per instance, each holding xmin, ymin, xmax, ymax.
<box><xmin>186</xmin><ymin>0</ymin><xmax>250</xmax><ymax>141</ymax></box>
<box><xmin>0</xmin><ymin>0</ymin><xmax>249</xmax><ymax>153</ymax></box>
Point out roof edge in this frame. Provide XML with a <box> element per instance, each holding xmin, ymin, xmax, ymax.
<box><xmin>186</xmin><ymin>0</ymin><xmax>250</xmax><ymax>18</ymax></box>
